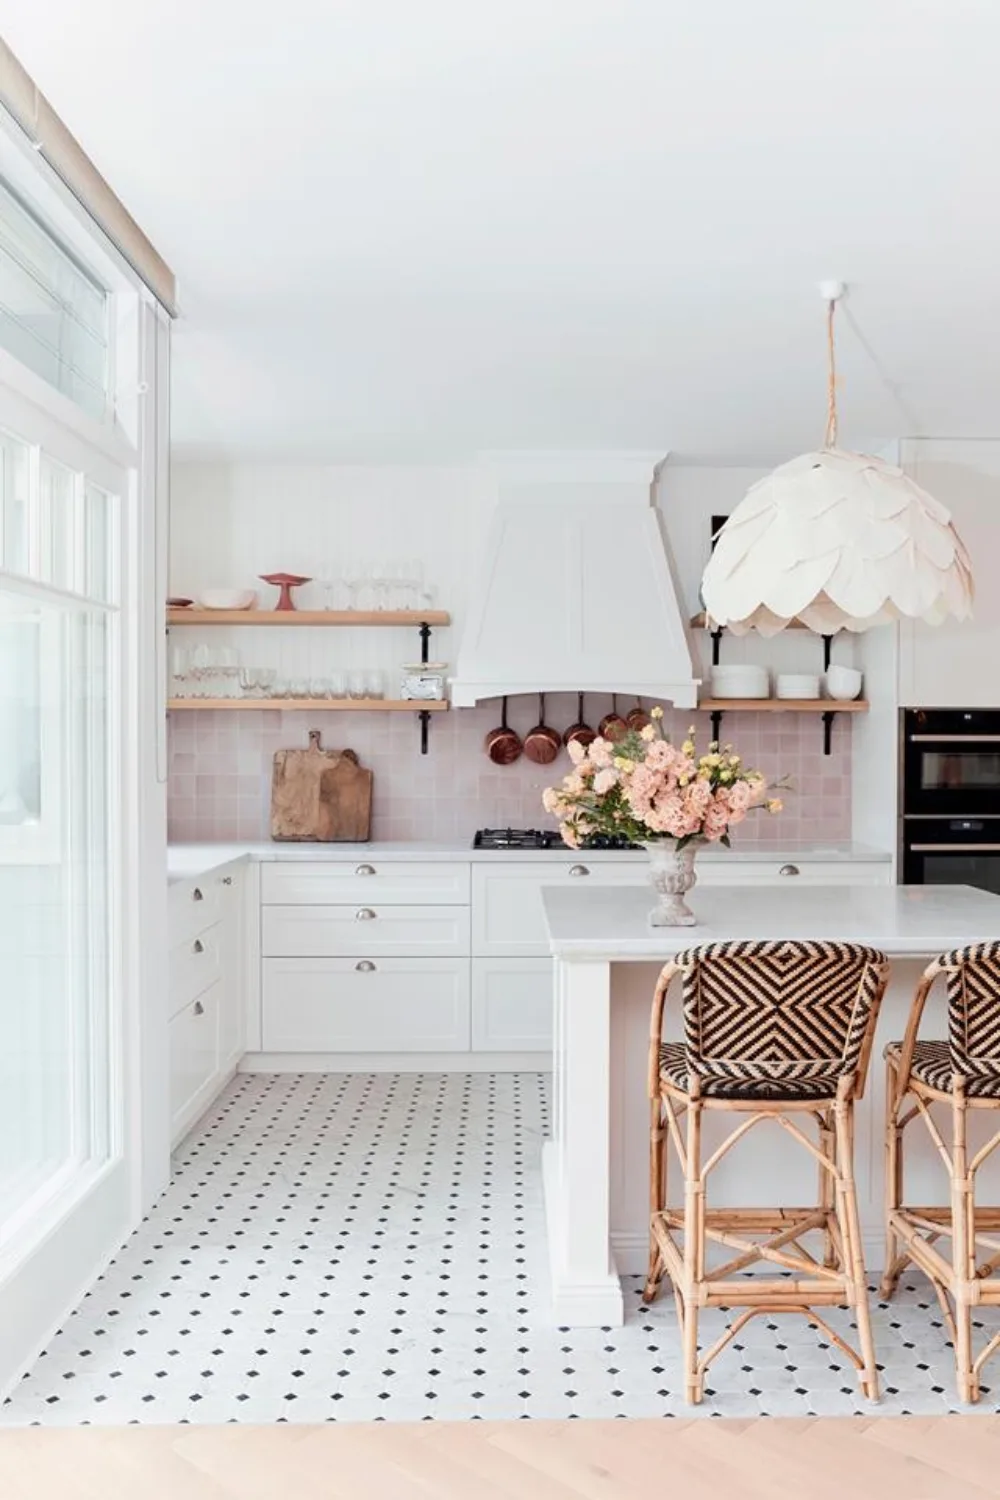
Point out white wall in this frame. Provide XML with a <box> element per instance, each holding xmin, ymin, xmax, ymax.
<box><xmin>898</xmin><ymin>438</ymin><xmax>1000</xmax><ymax>709</ymax></box>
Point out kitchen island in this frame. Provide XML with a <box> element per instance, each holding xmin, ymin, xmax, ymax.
<box><xmin>541</xmin><ymin>881</ymin><xmax>1000</xmax><ymax>1325</ymax></box>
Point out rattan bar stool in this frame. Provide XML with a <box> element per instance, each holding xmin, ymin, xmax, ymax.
<box><xmin>643</xmin><ymin>939</ymin><xmax>889</xmax><ymax>1404</ymax></box>
<box><xmin>883</xmin><ymin>941</ymin><xmax>1000</xmax><ymax>1402</ymax></box>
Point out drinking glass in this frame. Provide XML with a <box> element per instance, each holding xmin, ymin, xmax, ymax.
<box><xmin>289</xmin><ymin>678</ymin><xmax>309</xmax><ymax>700</ymax></box>
<box><xmin>328</xmin><ymin>670</ymin><xmax>347</xmax><ymax>699</ymax></box>
<box><xmin>365</xmin><ymin>669</ymin><xmax>385</xmax><ymax>700</ymax></box>
<box><xmin>257</xmin><ymin>668</ymin><xmax>276</xmax><ymax>698</ymax></box>
<box><xmin>347</xmin><ymin>669</ymin><xmax>367</xmax><ymax>699</ymax></box>
<box><xmin>171</xmin><ymin>646</ymin><xmax>189</xmax><ymax>698</ymax></box>
<box><xmin>309</xmin><ymin>677</ymin><xmax>330</xmax><ymax>699</ymax></box>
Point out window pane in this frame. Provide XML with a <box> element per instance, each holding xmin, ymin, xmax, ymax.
<box><xmin>41</xmin><ymin>453</ymin><xmax>76</xmax><ymax>591</ymax></box>
<box><xmin>0</xmin><ymin>179</ymin><xmax>109</xmax><ymax>421</ymax></box>
<box><xmin>0</xmin><ymin>586</ymin><xmax>112</xmax><ymax>1237</ymax></box>
<box><xmin>0</xmin><ymin>429</ymin><xmax>29</xmax><ymax>574</ymax></box>
<box><xmin>84</xmin><ymin>483</ymin><xmax>115</xmax><ymax>603</ymax></box>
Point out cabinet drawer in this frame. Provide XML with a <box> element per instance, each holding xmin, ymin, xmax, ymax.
<box><xmin>261</xmin><ymin>860</ymin><xmax>470</xmax><ymax>907</ymax></box>
<box><xmin>262</xmin><ymin>903</ymin><xmax>470</xmax><ymax>957</ymax></box>
<box><xmin>471</xmin><ymin>958</ymin><xmax>553</xmax><ymax>1052</ymax></box>
<box><xmin>262</xmin><ymin>957</ymin><xmax>470</xmax><ymax>1052</ymax></box>
<box><xmin>472</xmin><ymin>862</ymin><xmax>645</xmax><ymax>956</ymax></box>
<box><xmin>169</xmin><ymin>922</ymin><xmax>222</xmax><ymax>1018</ymax></box>
<box><xmin>695</xmin><ymin>860</ymin><xmax>892</xmax><ymax>887</ymax></box>
<box><xmin>168</xmin><ymin>875</ymin><xmax>222</xmax><ymax>947</ymax></box>
<box><xmin>169</xmin><ymin>980</ymin><xmax>221</xmax><ymax>1134</ymax></box>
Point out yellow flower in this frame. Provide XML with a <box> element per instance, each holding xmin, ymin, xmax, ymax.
<box><xmin>682</xmin><ymin>739</ymin><xmax>695</xmax><ymax>756</ymax></box>
<box><xmin>688</xmin><ymin>724</ymin><xmax>696</xmax><ymax>736</ymax></box>
<box><xmin>768</xmin><ymin>798</ymin><xmax>783</xmax><ymax>814</ymax></box>
<box><xmin>640</xmin><ymin>723</ymin><xmax>656</xmax><ymax>742</ymax></box>
<box><xmin>719</xmin><ymin>769</ymin><xmax>733</xmax><ymax>782</ymax></box>
<box><xmin>678</xmin><ymin>774</ymin><xmax>689</xmax><ymax>786</ymax></box>
<box><xmin>613</xmin><ymin>756</ymin><xmax>636</xmax><ymax>773</ymax></box>
<box><xmin>650</xmin><ymin>705</ymin><xmax>664</xmax><ymax>720</ymax></box>
<box><xmin>697</xmin><ymin>767</ymin><xmax>711</xmax><ymax>780</ymax></box>
<box><xmin>706</xmin><ymin>752</ymin><xmax>721</xmax><ymax>767</ymax></box>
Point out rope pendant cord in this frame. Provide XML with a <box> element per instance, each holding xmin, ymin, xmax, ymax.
<box><xmin>824</xmin><ymin>298</ymin><xmax>838</xmax><ymax>449</ymax></box>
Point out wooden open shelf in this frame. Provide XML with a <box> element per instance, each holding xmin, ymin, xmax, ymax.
<box><xmin>697</xmin><ymin>698</ymin><xmax>868</xmax><ymax>713</ymax></box>
<box><xmin>168</xmin><ymin>698</ymin><xmax>449</xmax><ymax>713</ymax></box>
<box><xmin>167</xmin><ymin>609</ymin><xmax>450</xmax><ymax>627</ymax></box>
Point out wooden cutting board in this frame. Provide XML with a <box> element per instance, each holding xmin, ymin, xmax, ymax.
<box><xmin>270</xmin><ymin>730</ymin><xmax>373</xmax><ymax>842</ymax></box>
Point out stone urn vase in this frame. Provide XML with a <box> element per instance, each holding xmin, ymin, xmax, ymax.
<box><xmin>643</xmin><ymin>839</ymin><xmax>700</xmax><ymax>927</ymax></box>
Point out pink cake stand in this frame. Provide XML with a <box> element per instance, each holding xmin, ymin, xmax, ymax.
<box><xmin>259</xmin><ymin>572</ymin><xmax>312</xmax><ymax>611</ymax></box>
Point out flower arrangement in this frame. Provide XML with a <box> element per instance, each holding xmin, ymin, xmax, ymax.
<box><xmin>542</xmin><ymin>707</ymin><xmax>783</xmax><ymax>850</ymax></box>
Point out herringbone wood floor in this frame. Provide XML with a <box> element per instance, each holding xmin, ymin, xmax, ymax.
<box><xmin>0</xmin><ymin>1418</ymin><xmax>998</xmax><ymax>1499</ymax></box>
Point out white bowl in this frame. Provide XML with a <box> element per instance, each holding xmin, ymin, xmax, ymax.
<box><xmin>710</xmin><ymin>665</ymin><xmax>769</xmax><ymax>699</ymax></box>
<box><xmin>775</xmin><ymin>673</ymin><xmax>820</xmax><ymax>699</ymax></box>
<box><xmin>197</xmin><ymin>589</ymin><xmax>258</xmax><ymax>611</ymax></box>
<box><xmin>825</xmin><ymin>665</ymin><xmax>863</xmax><ymax>701</ymax></box>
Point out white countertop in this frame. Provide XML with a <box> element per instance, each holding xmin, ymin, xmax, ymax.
<box><xmin>167</xmin><ymin>839</ymin><xmax>891</xmax><ymax>884</ymax></box>
<box><xmin>542</xmin><ymin>882</ymin><xmax>1000</xmax><ymax>959</ymax></box>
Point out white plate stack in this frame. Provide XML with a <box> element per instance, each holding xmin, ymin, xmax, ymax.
<box><xmin>710</xmin><ymin>664</ymin><xmax>770</xmax><ymax>699</ymax></box>
<box><xmin>775</xmin><ymin>673</ymin><xmax>820</xmax><ymax>700</ymax></box>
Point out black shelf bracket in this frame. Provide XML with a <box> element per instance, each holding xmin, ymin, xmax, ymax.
<box><xmin>710</xmin><ymin>708</ymin><xmax>724</xmax><ymax>744</ymax></box>
<box><xmin>822</xmin><ymin>633</ymin><xmax>833</xmax><ymax>672</ymax></box>
<box><xmin>710</xmin><ymin>627</ymin><xmax>724</xmax><ymax>667</ymax></box>
<box><xmin>418</xmin><ymin>621</ymin><xmax>433</xmax><ymax>755</ymax></box>
<box><xmin>822</xmin><ymin>710</ymin><xmax>836</xmax><ymax>756</ymax></box>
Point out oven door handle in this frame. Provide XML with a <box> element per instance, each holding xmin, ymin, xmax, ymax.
<box><xmin>909</xmin><ymin>843</ymin><xmax>1000</xmax><ymax>852</ymax></box>
<box><xmin>909</xmin><ymin>734</ymin><xmax>1000</xmax><ymax>743</ymax></box>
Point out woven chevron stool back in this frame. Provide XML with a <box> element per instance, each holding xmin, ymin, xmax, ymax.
<box><xmin>883</xmin><ymin>940</ymin><xmax>1000</xmax><ymax>1402</ymax></box>
<box><xmin>678</xmin><ymin>939</ymin><xmax>888</xmax><ymax>1098</ymax></box>
<box><xmin>644</xmin><ymin>939</ymin><xmax>889</xmax><ymax>1405</ymax></box>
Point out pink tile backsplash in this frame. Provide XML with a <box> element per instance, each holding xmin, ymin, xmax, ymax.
<box><xmin>167</xmin><ymin>694</ymin><xmax>853</xmax><ymax>845</ymax></box>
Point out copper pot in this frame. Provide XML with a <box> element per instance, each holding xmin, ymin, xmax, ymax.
<box><xmin>524</xmin><ymin>694</ymin><xmax>561</xmax><ymax>765</ymax></box>
<box><xmin>484</xmin><ymin>697</ymin><xmax>522</xmax><ymax>765</ymax></box>
<box><xmin>599</xmin><ymin>694</ymin><xmax>628</xmax><ymax>743</ymax></box>
<box><xmin>626</xmin><ymin>696</ymin><xmax>651</xmax><ymax>733</ymax></box>
<box><xmin>563</xmin><ymin>693</ymin><xmax>596</xmax><ymax>751</ymax></box>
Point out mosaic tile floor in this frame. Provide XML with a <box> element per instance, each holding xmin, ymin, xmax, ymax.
<box><xmin>2</xmin><ymin>1072</ymin><xmax>996</xmax><ymax>1426</ymax></box>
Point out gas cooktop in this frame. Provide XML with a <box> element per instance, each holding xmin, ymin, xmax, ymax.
<box><xmin>472</xmin><ymin>827</ymin><xmax>640</xmax><ymax>851</ymax></box>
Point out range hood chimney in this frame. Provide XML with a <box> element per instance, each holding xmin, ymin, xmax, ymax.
<box><xmin>452</xmin><ymin>453</ymin><xmax>701</xmax><ymax>709</ymax></box>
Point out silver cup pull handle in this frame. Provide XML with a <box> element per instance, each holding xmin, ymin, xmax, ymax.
<box><xmin>355</xmin><ymin>960</ymin><xmax>377</xmax><ymax>972</ymax></box>
<box><xmin>779</xmin><ymin>864</ymin><xmax>800</xmax><ymax>877</ymax></box>
<box><xmin>356</xmin><ymin>907</ymin><xmax>377</xmax><ymax>921</ymax></box>
<box><xmin>355</xmin><ymin>864</ymin><xmax>376</xmax><ymax>876</ymax></box>
<box><xmin>568</xmin><ymin>864</ymin><xmax>591</xmax><ymax>877</ymax></box>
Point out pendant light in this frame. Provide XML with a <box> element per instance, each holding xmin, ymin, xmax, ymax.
<box><xmin>700</xmin><ymin>283</ymin><xmax>974</xmax><ymax>636</ymax></box>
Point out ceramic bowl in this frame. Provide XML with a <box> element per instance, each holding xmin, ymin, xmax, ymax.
<box><xmin>824</xmin><ymin>665</ymin><xmax>863</xmax><ymax>701</ymax></box>
<box><xmin>197</xmin><ymin>589</ymin><xmax>258</xmax><ymax>611</ymax></box>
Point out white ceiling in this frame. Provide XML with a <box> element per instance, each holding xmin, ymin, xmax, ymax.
<box><xmin>3</xmin><ymin>0</ymin><xmax>1000</xmax><ymax>461</ymax></box>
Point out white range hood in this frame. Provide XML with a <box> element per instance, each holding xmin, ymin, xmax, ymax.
<box><xmin>452</xmin><ymin>453</ymin><xmax>701</xmax><ymax>709</ymax></box>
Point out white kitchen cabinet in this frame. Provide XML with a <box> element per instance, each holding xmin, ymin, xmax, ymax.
<box><xmin>471</xmin><ymin>957</ymin><xmax>553</xmax><ymax>1051</ymax></box>
<box><xmin>168</xmin><ymin>861</ymin><xmax>245</xmax><ymax>1144</ymax></box>
<box><xmin>262</xmin><ymin>956</ymin><xmax>471</xmax><ymax>1052</ymax></box>
<box><xmin>217</xmin><ymin>867</ymin><xmax>245</xmax><ymax>1073</ymax></box>
<box><xmin>472</xmin><ymin>861</ymin><xmax>644</xmax><ymax>957</ymax></box>
<box><xmin>694</xmin><ymin>859</ymin><xmax>890</xmax><ymax>888</ymax></box>
<box><xmin>262</xmin><ymin>903</ymin><xmax>470</xmax><ymax>958</ymax></box>
<box><xmin>898</xmin><ymin>439</ymin><xmax>1000</xmax><ymax>708</ymax></box>
<box><xmin>261</xmin><ymin>860</ymin><xmax>469</xmax><ymax>907</ymax></box>
<box><xmin>169</xmin><ymin>981</ymin><xmax>221</xmax><ymax>1138</ymax></box>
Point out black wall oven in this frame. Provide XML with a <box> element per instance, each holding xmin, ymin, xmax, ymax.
<box><xmin>901</xmin><ymin>710</ymin><xmax>1000</xmax><ymax>893</ymax></box>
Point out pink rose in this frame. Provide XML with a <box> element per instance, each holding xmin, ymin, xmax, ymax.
<box><xmin>593</xmin><ymin>768</ymin><xmax>618</xmax><ymax>795</ymax></box>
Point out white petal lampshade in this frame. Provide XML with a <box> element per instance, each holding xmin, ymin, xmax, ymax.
<box><xmin>701</xmin><ymin>448</ymin><xmax>974</xmax><ymax>636</ymax></box>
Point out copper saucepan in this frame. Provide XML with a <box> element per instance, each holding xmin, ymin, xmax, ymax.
<box><xmin>563</xmin><ymin>693</ymin><xmax>596</xmax><ymax>751</ymax></box>
<box><xmin>626</xmin><ymin>696</ymin><xmax>651</xmax><ymax>733</ymax></box>
<box><xmin>599</xmin><ymin>694</ymin><xmax>628</xmax><ymax>743</ymax></box>
<box><xmin>524</xmin><ymin>694</ymin><xmax>562</xmax><ymax>765</ymax></box>
<box><xmin>484</xmin><ymin>696</ymin><xmax>522</xmax><ymax>764</ymax></box>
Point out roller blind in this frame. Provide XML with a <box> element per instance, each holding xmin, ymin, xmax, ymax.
<box><xmin>0</xmin><ymin>38</ymin><xmax>176</xmax><ymax>315</ymax></box>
